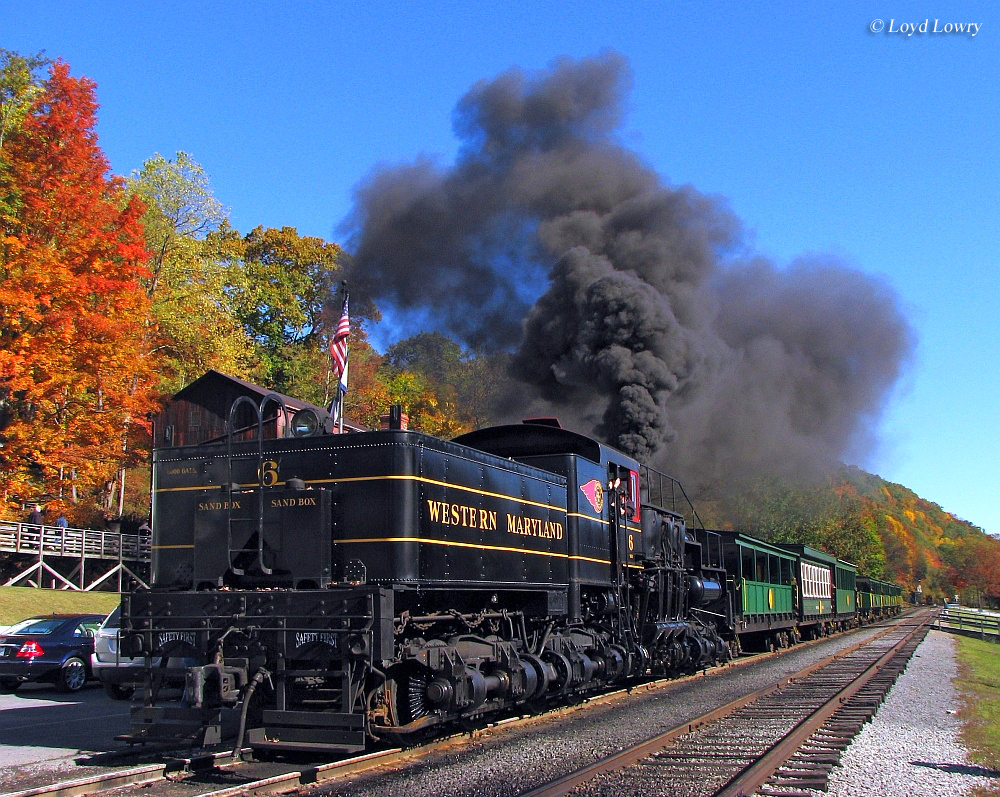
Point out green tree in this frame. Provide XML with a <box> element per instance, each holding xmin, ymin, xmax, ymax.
<box><xmin>385</xmin><ymin>332</ymin><xmax>508</xmax><ymax>430</ymax></box>
<box><xmin>127</xmin><ymin>154</ymin><xmax>254</xmax><ymax>391</ymax></box>
<box><xmin>0</xmin><ymin>50</ymin><xmax>50</xmax><ymax>226</ymax></box>
<box><xmin>229</xmin><ymin>226</ymin><xmax>345</xmax><ymax>388</ymax></box>
<box><xmin>0</xmin><ymin>50</ymin><xmax>48</xmax><ymax>152</ymax></box>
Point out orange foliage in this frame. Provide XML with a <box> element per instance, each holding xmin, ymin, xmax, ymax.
<box><xmin>0</xmin><ymin>62</ymin><xmax>156</xmax><ymax>518</ymax></box>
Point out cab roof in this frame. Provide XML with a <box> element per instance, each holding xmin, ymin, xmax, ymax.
<box><xmin>454</xmin><ymin>422</ymin><xmax>628</xmax><ymax>467</ymax></box>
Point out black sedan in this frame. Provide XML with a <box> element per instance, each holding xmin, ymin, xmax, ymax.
<box><xmin>0</xmin><ymin>614</ymin><xmax>104</xmax><ymax>693</ymax></box>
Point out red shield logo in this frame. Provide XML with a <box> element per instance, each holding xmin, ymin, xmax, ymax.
<box><xmin>580</xmin><ymin>479</ymin><xmax>604</xmax><ymax>514</ymax></box>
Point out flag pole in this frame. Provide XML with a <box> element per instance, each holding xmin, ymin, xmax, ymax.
<box><xmin>329</xmin><ymin>281</ymin><xmax>349</xmax><ymax>434</ymax></box>
<box><xmin>340</xmin><ymin>281</ymin><xmax>348</xmax><ymax>434</ymax></box>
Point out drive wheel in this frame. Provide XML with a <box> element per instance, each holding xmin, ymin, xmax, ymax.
<box><xmin>57</xmin><ymin>657</ymin><xmax>88</xmax><ymax>692</ymax></box>
<box><xmin>0</xmin><ymin>678</ymin><xmax>19</xmax><ymax>693</ymax></box>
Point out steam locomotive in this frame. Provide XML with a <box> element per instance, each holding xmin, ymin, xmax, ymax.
<box><xmin>119</xmin><ymin>395</ymin><xmax>900</xmax><ymax>753</ymax></box>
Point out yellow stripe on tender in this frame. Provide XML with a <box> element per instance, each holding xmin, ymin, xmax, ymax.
<box><xmin>157</xmin><ymin>474</ymin><xmax>566</xmax><ymax>514</ymax></box>
<box><xmin>156</xmin><ymin>478</ymin><xmax>648</xmax><ymax>538</ymax></box>
<box><xmin>155</xmin><ymin>539</ymin><xmax>613</xmax><ymax>565</ymax></box>
<box><xmin>334</xmin><ymin>536</ymin><xmax>610</xmax><ymax>566</ymax></box>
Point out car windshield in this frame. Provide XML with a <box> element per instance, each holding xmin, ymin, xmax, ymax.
<box><xmin>4</xmin><ymin>617</ymin><xmax>64</xmax><ymax>636</ymax></box>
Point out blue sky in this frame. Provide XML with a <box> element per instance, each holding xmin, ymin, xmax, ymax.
<box><xmin>6</xmin><ymin>1</ymin><xmax>998</xmax><ymax>534</ymax></box>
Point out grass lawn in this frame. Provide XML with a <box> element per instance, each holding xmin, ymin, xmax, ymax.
<box><xmin>0</xmin><ymin>586</ymin><xmax>120</xmax><ymax>626</ymax></box>
<box><xmin>954</xmin><ymin>635</ymin><xmax>1000</xmax><ymax>796</ymax></box>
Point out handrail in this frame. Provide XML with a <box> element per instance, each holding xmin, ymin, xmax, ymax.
<box><xmin>0</xmin><ymin>521</ymin><xmax>151</xmax><ymax>562</ymax></box>
<box><xmin>938</xmin><ymin>607</ymin><xmax>1000</xmax><ymax>642</ymax></box>
<box><xmin>226</xmin><ymin>393</ymin><xmax>289</xmax><ymax>576</ymax></box>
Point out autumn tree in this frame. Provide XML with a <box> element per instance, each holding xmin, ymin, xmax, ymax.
<box><xmin>385</xmin><ymin>332</ymin><xmax>508</xmax><ymax>431</ymax></box>
<box><xmin>223</xmin><ymin>226</ymin><xmax>351</xmax><ymax>399</ymax></box>
<box><xmin>0</xmin><ymin>49</ymin><xmax>48</xmax><ymax>152</ymax></box>
<box><xmin>968</xmin><ymin>537</ymin><xmax>1000</xmax><ymax>605</ymax></box>
<box><xmin>127</xmin><ymin>153</ymin><xmax>254</xmax><ymax>391</ymax></box>
<box><xmin>0</xmin><ymin>60</ymin><xmax>155</xmax><ymax>523</ymax></box>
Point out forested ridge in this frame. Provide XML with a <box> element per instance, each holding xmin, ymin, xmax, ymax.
<box><xmin>700</xmin><ymin>466</ymin><xmax>997</xmax><ymax>604</ymax></box>
<box><xmin>1</xmin><ymin>53</ymin><xmax>996</xmax><ymax>606</ymax></box>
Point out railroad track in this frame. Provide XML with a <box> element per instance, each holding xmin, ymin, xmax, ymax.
<box><xmin>519</xmin><ymin>610</ymin><xmax>934</xmax><ymax>797</ymax></box>
<box><xmin>1</xmin><ymin>611</ymin><xmax>928</xmax><ymax>797</ymax></box>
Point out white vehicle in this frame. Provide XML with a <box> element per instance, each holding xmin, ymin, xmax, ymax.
<box><xmin>91</xmin><ymin>607</ymin><xmax>140</xmax><ymax>700</ymax></box>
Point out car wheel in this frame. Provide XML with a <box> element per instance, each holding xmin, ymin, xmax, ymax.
<box><xmin>57</xmin><ymin>657</ymin><xmax>88</xmax><ymax>692</ymax></box>
<box><xmin>0</xmin><ymin>678</ymin><xmax>19</xmax><ymax>693</ymax></box>
<box><xmin>103</xmin><ymin>681</ymin><xmax>135</xmax><ymax>700</ymax></box>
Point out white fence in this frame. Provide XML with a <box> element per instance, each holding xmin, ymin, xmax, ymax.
<box><xmin>938</xmin><ymin>606</ymin><xmax>1000</xmax><ymax>642</ymax></box>
<box><xmin>0</xmin><ymin>521</ymin><xmax>150</xmax><ymax>591</ymax></box>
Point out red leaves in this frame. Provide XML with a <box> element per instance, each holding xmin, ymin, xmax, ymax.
<box><xmin>0</xmin><ymin>60</ymin><xmax>156</xmax><ymax>513</ymax></box>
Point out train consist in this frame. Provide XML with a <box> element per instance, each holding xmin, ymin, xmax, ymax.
<box><xmin>119</xmin><ymin>397</ymin><xmax>903</xmax><ymax>753</ymax></box>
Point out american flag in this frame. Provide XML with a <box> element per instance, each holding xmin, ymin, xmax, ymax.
<box><xmin>330</xmin><ymin>295</ymin><xmax>350</xmax><ymax>395</ymax></box>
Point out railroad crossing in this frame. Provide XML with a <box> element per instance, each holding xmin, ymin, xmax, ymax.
<box><xmin>0</xmin><ymin>520</ymin><xmax>150</xmax><ymax>591</ymax></box>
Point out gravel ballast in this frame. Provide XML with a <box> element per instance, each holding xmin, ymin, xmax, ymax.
<box><xmin>824</xmin><ymin>629</ymin><xmax>998</xmax><ymax>796</ymax></box>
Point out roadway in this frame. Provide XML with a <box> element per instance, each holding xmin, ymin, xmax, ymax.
<box><xmin>0</xmin><ymin>682</ymin><xmax>132</xmax><ymax>771</ymax></box>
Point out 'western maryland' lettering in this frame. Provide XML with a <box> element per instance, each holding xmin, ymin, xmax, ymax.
<box><xmin>426</xmin><ymin>500</ymin><xmax>498</xmax><ymax>531</ymax></box>
<box><xmin>505</xmin><ymin>514</ymin><xmax>564</xmax><ymax>540</ymax></box>
<box><xmin>425</xmin><ymin>499</ymin><xmax>564</xmax><ymax>540</ymax></box>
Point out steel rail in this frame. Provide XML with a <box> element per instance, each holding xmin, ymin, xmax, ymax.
<box><xmin>0</xmin><ymin>749</ymin><xmax>236</xmax><ymax>797</ymax></box>
<box><xmin>517</xmin><ymin>609</ymin><xmax>934</xmax><ymax>797</ymax></box>
<box><xmin>715</xmin><ymin>613</ymin><xmax>932</xmax><ymax>797</ymax></box>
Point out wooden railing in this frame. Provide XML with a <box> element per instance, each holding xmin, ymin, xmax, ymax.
<box><xmin>938</xmin><ymin>606</ymin><xmax>1000</xmax><ymax>642</ymax></box>
<box><xmin>0</xmin><ymin>521</ymin><xmax>151</xmax><ymax>562</ymax></box>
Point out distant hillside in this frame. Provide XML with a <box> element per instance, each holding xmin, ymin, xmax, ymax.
<box><xmin>701</xmin><ymin>467</ymin><xmax>998</xmax><ymax>605</ymax></box>
<box><xmin>839</xmin><ymin>467</ymin><xmax>995</xmax><ymax>603</ymax></box>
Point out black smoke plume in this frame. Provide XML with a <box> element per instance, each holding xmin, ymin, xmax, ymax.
<box><xmin>344</xmin><ymin>52</ymin><xmax>914</xmax><ymax>493</ymax></box>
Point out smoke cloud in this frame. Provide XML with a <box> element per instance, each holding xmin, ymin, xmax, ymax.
<box><xmin>345</xmin><ymin>52</ymin><xmax>914</xmax><ymax>492</ymax></box>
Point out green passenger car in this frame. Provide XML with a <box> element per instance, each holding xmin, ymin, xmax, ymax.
<box><xmin>717</xmin><ymin>531</ymin><xmax>798</xmax><ymax>649</ymax></box>
<box><xmin>834</xmin><ymin>560</ymin><xmax>857</xmax><ymax>617</ymax></box>
<box><xmin>857</xmin><ymin>576</ymin><xmax>903</xmax><ymax>622</ymax></box>
<box><xmin>775</xmin><ymin>545</ymin><xmax>857</xmax><ymax>637</ymax></box>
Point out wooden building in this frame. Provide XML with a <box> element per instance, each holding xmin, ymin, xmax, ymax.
<box><xmin>153</xmin><ymin>370</ymin><xmax>366</xmax><ymax>448</ymax></box>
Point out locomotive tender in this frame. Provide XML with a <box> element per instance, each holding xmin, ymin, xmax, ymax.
<box><xmin>120</xmin><ymin>395</ymin><xmax>900</xmax><ymax>753</ymax></box>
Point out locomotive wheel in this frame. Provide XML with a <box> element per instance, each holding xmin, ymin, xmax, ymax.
<box><xmin>519</xmin><ymin>654</ymin><xmax>550</xmax><ymax>701</ymax></box>
<box><xmin>541</xmin><ymin>650</ymin><xmax>574</xmax><ymax>696</ymax></box>
<box><xmin>609</xmin><ymin>644</ymin><xmax>630</xmax><ymax>679</ymax></box>
<box><xmin>391</xmin><ymin>661</ymin><xmax>437</xmax><ymax>724</ymax></box>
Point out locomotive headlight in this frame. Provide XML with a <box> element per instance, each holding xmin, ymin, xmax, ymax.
<box><xmin>291</xmin><ymin>408</ymin><xmax>321</xmax><ymax>437</ymax></box>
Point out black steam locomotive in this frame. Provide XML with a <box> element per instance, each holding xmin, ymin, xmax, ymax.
<box><xmin>120</xmin><ymin>396</ymin><xmax>731</xmax><ymax>752</ymax></box>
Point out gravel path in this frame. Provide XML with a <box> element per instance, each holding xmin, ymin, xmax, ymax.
<box><xmin>824</xmin><ymin>629</ymin><xmax>999</xmax><ymax>797</ymax></box>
